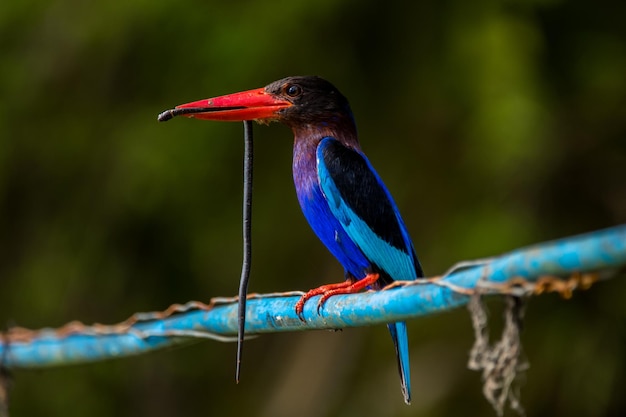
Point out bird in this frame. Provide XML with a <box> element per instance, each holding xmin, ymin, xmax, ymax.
<box><xmin>158</xmin><ymin>76</ymin><xmax>423</xmax><ymax>404</ymax></box>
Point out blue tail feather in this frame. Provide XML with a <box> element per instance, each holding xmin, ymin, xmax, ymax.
<box><xmin>387</xmin><ymin>321</ymin><xmax>411</xmax><ymax>404</ymax></box>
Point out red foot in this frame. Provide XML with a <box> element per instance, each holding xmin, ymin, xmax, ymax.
<box><xmin>295</xmin><ymin>273</ymin><xmax>380</xmax><ymax>320</ymax></box>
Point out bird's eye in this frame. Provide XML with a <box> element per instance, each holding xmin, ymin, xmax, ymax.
<box><xmin>285</xmin><ymin>84</ymin><xmax>302</xmax><ymax>97</ymax></box>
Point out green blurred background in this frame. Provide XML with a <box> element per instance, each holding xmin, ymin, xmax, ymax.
<box><xmin>1</xmin><ymin>0</ymin><xmax>625</xmax><ymax>415</ymax></box>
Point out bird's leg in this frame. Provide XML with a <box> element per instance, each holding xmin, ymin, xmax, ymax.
<box><xmin>317</xmin><ymin>273</ymin><xmax>380</xmax><ymax>313</ymax></box>
<box><xmin>295</xmin><ymin>278</ymin><xmax>357</xmax><ymax>320</ymax></box>
<box><xmin>295</xmin><ymin>273</ymin><xmax>381</xmax><ymax>320</ymax></box>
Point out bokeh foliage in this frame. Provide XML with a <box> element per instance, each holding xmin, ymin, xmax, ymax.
<box><xmin>1</xmin><ymin>0</ymin><xmax>625</xmax><ymax>416</ymax></box>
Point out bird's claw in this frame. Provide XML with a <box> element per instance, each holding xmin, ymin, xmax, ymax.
<box><xmin>315</xmin><ymin>298</ymin><xmax>327</xmax><ymax>316</ymax></box>
<box><xmin>295</xmin><ymin>280</ymin><xmax>350</xmax><ymax>321</ymax></box>
<box><xmin>295</xmin><ymin>274</ymin><xmax>379</xmax><ymax>320</ymax></box>
<box><xmin>295</xmin><ymin>299</ymin><xmax>307</xmax><ymax>322</ymax></box>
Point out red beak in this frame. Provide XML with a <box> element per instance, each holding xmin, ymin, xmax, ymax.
<box><xmin>158</xmin><ymin>87</ymin><xmax>292</xmax><ymax>122</ymax></box>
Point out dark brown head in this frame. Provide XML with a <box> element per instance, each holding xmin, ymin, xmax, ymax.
<box><xmin>263</xmin><ymin>76</ymin><xmax>354</xmax><ymax>128</ymax></box>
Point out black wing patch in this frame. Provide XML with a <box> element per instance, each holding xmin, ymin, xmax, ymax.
<box><xmin>320</xmin><ymin>140</ymin><xmax>407</xmax><ymax>251</ymax></box>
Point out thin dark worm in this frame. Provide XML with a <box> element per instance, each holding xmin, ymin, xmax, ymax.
<box><xmin>236</xmin><ymin>120</ymin><xmax>253</xmax><ymax>383</ymax></box>
<box><xmin>158</xmin><ymin>107</ymin><xmax>254</xmax><ymax>382</ymax></box>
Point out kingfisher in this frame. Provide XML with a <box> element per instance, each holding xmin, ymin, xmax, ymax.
<box><xmin>158</xmin><ymin>76</ymin><xmax>423</xmax><ymax>404</ymax></box>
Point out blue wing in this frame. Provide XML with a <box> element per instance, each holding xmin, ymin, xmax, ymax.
<box><xmin>316</xmin><ymin>137</ymin><xmax>417</xmax><ymax>404</ymax></box>
<box><xmin>316</xmin><ymin>137</ymin><xmax>422</xmax><ymax>283</ymax></box>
